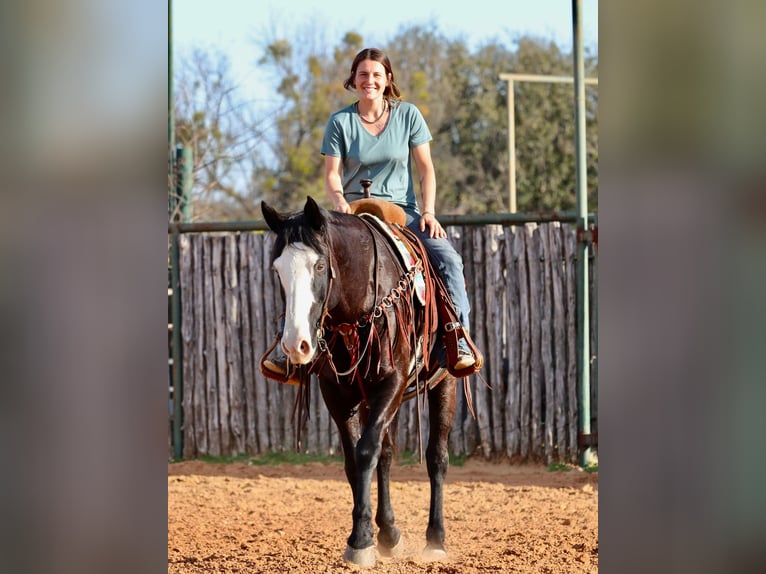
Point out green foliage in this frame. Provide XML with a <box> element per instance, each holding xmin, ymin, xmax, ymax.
<box><xmin>397</xmin><ymin>450</ymin><xmax>468</xmax><ymax>467</ymax></box>
<box><xmin>512</xmin><ymin>38</ymin><xmax>599</xmax><ymax>212</ymax></box>
<box><xmin>397</xmin><ymin>450</ymin><xmax>420</xmax><ymax>466</ymax></box>
<box><xmin>176</xmin><ymin>26</ymin><xmax>598</xmax><ymax>218</ymax></box>
<box><xmin>248</xmin><ymin>451</ymin><xmax>344</xmax><ymax>465</ymax></box>
<box><xmin>546</xmin><ymin>461</ymin><xmax>598</xmax><ymax>473</ymax></box>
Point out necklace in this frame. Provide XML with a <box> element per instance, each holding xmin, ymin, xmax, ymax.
<box><xmin>358</xmin><ymin>100</ymin><xmax>388</xmax><ymax>125</ymax></box>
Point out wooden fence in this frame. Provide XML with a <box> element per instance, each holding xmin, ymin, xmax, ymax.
<box><xmin>176</xmin><ymin>222</ymin><xmax>597</xmax><ymax>463</ymax></box>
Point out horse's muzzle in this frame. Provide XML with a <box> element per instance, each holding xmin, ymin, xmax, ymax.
<box><xmin>281</xmin><ymin>336</ymin><xmax>316</xmax><ymax>366</ymax></box>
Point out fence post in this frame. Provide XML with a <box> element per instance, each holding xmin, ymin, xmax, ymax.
<box><xmin>170</xmin><ymin>227</ymin><xmax>183</xmax><ymax>460</ymax></box>
<box><xmin>572</xmin><ymin>0</ymin><xmax>596</xmax><ymax>467</ymax></box>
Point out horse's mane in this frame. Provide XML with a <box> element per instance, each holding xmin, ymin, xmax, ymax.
<box><xmin>269</xmin><ymin>209</ymin><xmax>333</xmax><ymax>263</ymax></box>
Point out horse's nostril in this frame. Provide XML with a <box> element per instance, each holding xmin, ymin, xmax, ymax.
<box><xmin>299</xmin><ymin>340</ymin><xmax>310</xmax><ymax>354</ymax></box>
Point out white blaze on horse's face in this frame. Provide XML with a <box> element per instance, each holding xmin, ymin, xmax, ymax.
<box><xmin>273</xmin><ymin>243</ymin><xmax>322</xmax><ymax>365</ymax></box>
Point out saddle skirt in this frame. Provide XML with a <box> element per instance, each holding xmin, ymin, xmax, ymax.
<box><xmin>357</xmin><ymin>213</ymin><xmax>426</xmax><ymax>306</ymax></box>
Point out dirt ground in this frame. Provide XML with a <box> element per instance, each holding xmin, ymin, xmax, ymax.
<box><xmin>168</xmin><ymin>458</ymin><xmax>598</xmax><ymax>573</ymax></box>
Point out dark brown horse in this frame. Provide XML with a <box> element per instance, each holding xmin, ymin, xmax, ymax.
<box><xmin>261</xmin><ymin>196</ymin><xmax>465</xmax><ymax>567</ymax></box>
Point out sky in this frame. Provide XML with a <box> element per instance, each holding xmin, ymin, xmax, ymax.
<box><xmin>173</xmin><ymin>0</ymin><xmax>598</xmax><ymax>100</ymax></box>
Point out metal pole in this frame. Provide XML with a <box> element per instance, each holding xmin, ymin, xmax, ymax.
<box><xmin>572</xmin><ymin>0</ymin><xmax>595</xmax><ymax>467</ymax></box>
<box><xmin>170</xmin><ymin>228</ymin><xmax>183</xmax><ymax>460</ymax></box>
<box><xmin>167</xmin><ymin>211</ymin><xmax>596</xmax><ymax>235</ymax></box>
<box><xmin>176</xmin><ymin>145</ymin><xmax>193</xmax><ymax>222</ymax></box>
<box><xmin>507</xmin><ymin>81</ymin><xmax>516</xmax><ymax>213</ymax></box>
<box><xmin>168</xmin><ymin>0</ymin><xmax>175</xmax><ymax>217</ymax></box>
<box><xmin>168</xmin><ymin>0</ymin><xmax>184</xmax><ymax>460</ymax></box>
<box><xmin>500</xmin><ymin>73</ymin><xmax>598</xmax><ymax>215</ymax></box>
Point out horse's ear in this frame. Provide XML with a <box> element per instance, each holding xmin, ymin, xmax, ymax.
<box><xmin>261</xmin><ymin>201</ymin><xmax>284</xmax><ymax>233</ymax></box>
<box><xmin>304</xmin><ymin>196</ymin><xmax>327</xmax><ymax>231</ymax></box>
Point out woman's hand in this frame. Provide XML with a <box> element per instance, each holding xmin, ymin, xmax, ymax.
<box><xmin>333</xmin><ymin>198</ymin><xmax>351</xmax><ymax>213</ymax></box>
<box><xmin>419</xmin><ymin>212</ymin><xmax>446</xmax><ymax>238</ymax></box>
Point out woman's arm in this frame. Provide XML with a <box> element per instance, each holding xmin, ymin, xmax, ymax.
<box><xmin>324</xmin><ymin>155</ymin><xmax>350</xmax><ymax>213</ymax></box>
<box><xmin>411</xmin><ymin>143</ymin><xmax>445</xmax><ymax>238</ymax></box>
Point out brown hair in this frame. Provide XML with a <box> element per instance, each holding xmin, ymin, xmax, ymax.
<box><xmin>343</xmin><ymin>48</ymin><xmax>401</xmax><ymax>100</ymax></box>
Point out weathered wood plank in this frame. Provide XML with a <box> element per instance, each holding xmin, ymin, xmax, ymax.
<box><xmin>179</xmin><ymin>234</ymin><xmax>196</xmax><ymax>458</ymax></box>
<box><xmin>486</xmin><ymin>224</ymin><xmax>506</xmax><ymax>454</ymax></box>
<box><xmin>470</xmin><ymin>227</ymin><xmax>491</xmax><ymax>459</ymax></box>
<box><xmin>224</xmin><ymin>235</ymin><xmax>245</xmax><ymax>454</ymax></box>
<box><xmin>539</xmin><ymin>222</ymin><xmax>555</xmax><ymax>463</ymax></box>
<box><xmin>192</xmin><ymin>235</ymin><xmax>208</xmax><ymax>456</ymax></box>
<box><xmin>505</xmin><ymin>228</ymin><xmax>523</xmax><ymax>457</ymax></box>
<box><xmin>238</xmin><ymin>234</ymin><xmax>257</xmax><ymax>454</ymax></box>
<box><xmin>212</xmin><ymin>237</ymin><xmax>231</xmax><ymax>454</ymax></box>
<box><xmin>527</xmin><ymin>224</ymin><xmax>544</xmax><ymax>459</ymax></box>
<box><xmin>262</xmin><ymin>232</ymin><xmax>281</xmax><ymax>452</ymax></box>
<box><xmin>550</xmin><ymin>223</ymin><xmax>568</xmax><ymax>461</ymax></box>
<box><xmin>564</xmin><ymin>225</ymin><xmax>578</xmax><ymax>461</ymax></box>
<box><xmin>203</xmin><ymin>235</ymin><xmax>221</xmax><ymax>456</ymax></box>
<box><xmin>518</xmin><ymin>224</ymin><xmax>532</xmax><ymax>459</ymax></box>
<box><xmin>249</xmin><ymin>233</ymin><xmax>269</xmax><ymax>453</ymax></box>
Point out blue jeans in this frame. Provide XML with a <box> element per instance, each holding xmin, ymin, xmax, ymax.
<box><xmin>404</xmin><ymin>209</ymin><xmax>471</xmax><ymax>335</ymax></box>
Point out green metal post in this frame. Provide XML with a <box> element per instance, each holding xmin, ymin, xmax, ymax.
<box><xmin>168</xmin><ymin>0</ymin><xmax>184</xmax><ymax>460</ymax></box>
<box><xmin>168</xmin><ymin>0</ymin><xmax>175</xmax><ymax>217</ymax></box>
<box><xmin>175</xmin><ymin>145</ymin><xmax>193</xmax><ymax>222</ymax></box>
<box><xmin>573</xmin><ymin>0</ymin><xmax>595</xmax><ymax>467</ymax></box>
<box><xmin>170</xmin><ymin>228</ymin><xmax>183</xmax><ymax>460</ymax></box>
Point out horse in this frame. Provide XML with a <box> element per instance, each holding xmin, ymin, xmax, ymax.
<box><xmin>260</xmin><ymin>196</ymin><xmax>471</xmax><ymax>567</ymax></box>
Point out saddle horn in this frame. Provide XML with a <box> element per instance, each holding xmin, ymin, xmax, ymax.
<box><xmin>360</xmin><ymin>179</ymin><xmax>372</xmax><ymax>198</ymax></box>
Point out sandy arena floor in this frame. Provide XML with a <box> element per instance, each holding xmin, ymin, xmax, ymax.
<box><xmin>168</xmin><ymin>458</ymin><xmax>598</xmax><ymax>573</ymax></box>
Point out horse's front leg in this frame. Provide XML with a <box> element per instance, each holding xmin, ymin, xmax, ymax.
<box><xmin>423</xmin><ymin>375</ymin><xmax>457</xmax><ymax>561</ymax></box>
<box><xmin>375</xmin><ymin>412</ymin><xmax>402</xmax><ymax>556</ymax></box>
<box><xmin>320</xmin><ymin>379</ymin><xmax>362</xmax><ymax>499</ymax></box>
<box><xmin>343</xmin><ymin>386</ymin><xmax>401</xmax><ymax>568</ymax></box>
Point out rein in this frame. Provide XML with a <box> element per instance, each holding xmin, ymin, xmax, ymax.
<box><xmin>313</xmin><ymin>219</ymin><xmax>419</xmax><ymax>382</ymax></box>
<box><xmin>318</xmin><ymin>263</ymin><xmax>421</xmax><ymax>377</ymax></box>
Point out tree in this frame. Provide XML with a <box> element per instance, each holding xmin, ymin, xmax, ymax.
<box><xmin>174</xmin><ymin>28</ymin><xmax>598</xmax><ymax>219</ymax></box>
<box><xmin>252</xmin><ymin>36</ymin><xmax>360</xmax><ymax>211</ymax></box>
<box><xmin>173</xmin><ymin>48</ymin><xmax>268</xmax><ymax>220</ymax></box>
<box><xmin>510</xmin><ymin>37</ymin><xmax>599</xmax><ymax>212</ymax></box>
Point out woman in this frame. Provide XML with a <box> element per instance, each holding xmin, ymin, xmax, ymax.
<box><xmin>263</xmin><ymin>47</ymin><xmax>474</xmax><ymax>377</ymax></box>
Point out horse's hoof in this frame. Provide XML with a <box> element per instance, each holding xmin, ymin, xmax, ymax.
<box><xmin>343</xmin><ymin>544</ymin><xmax>376</xmax><ymax>568</ymax></box>
<box><xmin>421</xmin><ymin>545</ymin><xmax>448</xmax><ymax>562</ymax></box>
<box><xmin>378</xmin><ymin>536</ymin><xmax>405</xmax><ymax>558</ymax></box>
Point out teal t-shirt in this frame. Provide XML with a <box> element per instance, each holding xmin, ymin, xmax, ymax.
<box><xmin>320</xmin><ymin>100</ymin><xmax>432</xmax><ymax>212</ymax></box>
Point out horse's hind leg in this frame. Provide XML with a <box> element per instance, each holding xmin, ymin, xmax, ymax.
<box><xmin>423</xmin><ymin>375</ymin><xmax>457</xmax><ymax>560</ymax></box>
<box><xmin>376</xmin><ymin>413</ymin><xmax>402</xmax><ymax>556</ymax></box>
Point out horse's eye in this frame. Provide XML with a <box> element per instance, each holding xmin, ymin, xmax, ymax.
<box><xmin>315</xmin><ymin>262</ymin><xmax>326</xmax><ymax>272</ymax></box>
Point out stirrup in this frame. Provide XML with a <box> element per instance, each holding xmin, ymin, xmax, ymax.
<box><xmin>263</xmin><ymin>355</ymin><xmax>288</xmax><ymax>376</ymax></box>
<box><xmin>442</xmin><ymin>324</ymin><xmax>483</xmax><ymax>378</ymax></box>
<box><xmin>453</xmin><ymin>347</ymin><xmax>476</xmax><ymax>371</ymax></box>
<box><xmin>260</xmin><ymin>339</ymin><xmax>299</xmax><ymax>385</ymax></box>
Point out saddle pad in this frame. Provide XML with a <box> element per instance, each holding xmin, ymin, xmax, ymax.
<box><xmin>359</xmin><ymin>213</ymin><xmax>426</xmax><ymax>306</ymax></box>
